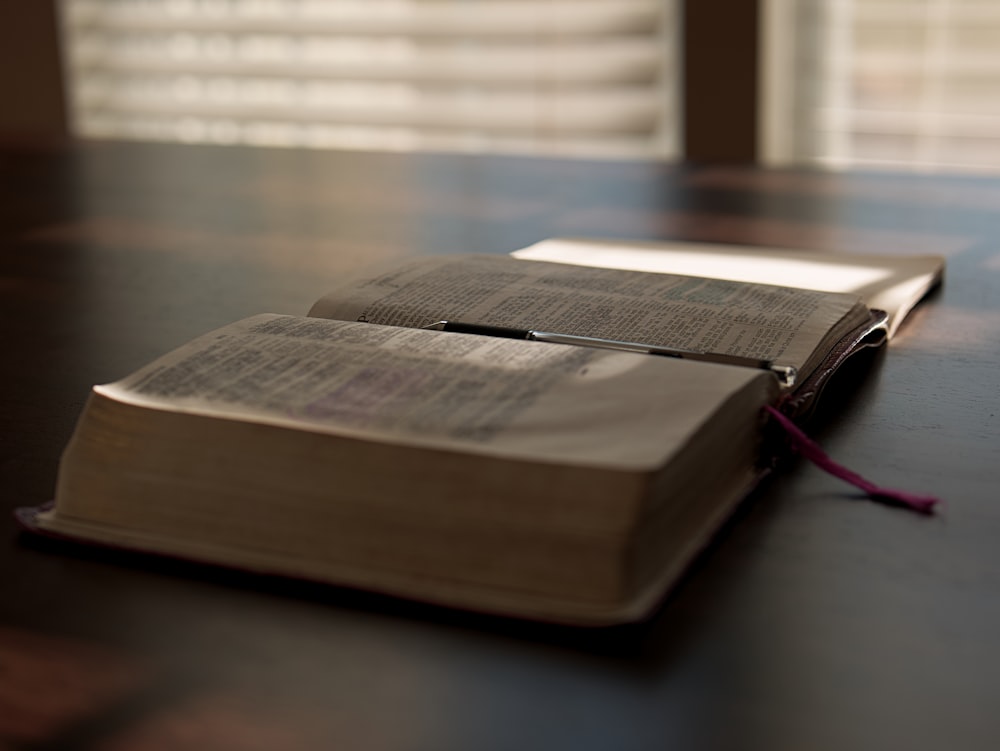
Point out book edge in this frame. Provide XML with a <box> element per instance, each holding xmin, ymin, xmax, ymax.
<box><xmin>15</xmin><ymin>503</ymin><xmax>647</xmax><ymax>626</ymax></box>
<box><xmin>13</xmin><ymin>477</ymin><xmax>762</xmax><ymax>629</ymax></box>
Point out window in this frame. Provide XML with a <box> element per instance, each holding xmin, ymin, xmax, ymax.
<box><xmin>59</xmin><ymin>0</ymin><xmax>678</xmax><ymax>159</ymax></box>
<box><xmin>764</xmin><ymin>0</ymin><xmax>1000</xmax><ymax>172</ymax></box>
<box><xmin>56</xmin><ymin>0</ymin><xmax>1000</xmax><ymax>171</ymax></box>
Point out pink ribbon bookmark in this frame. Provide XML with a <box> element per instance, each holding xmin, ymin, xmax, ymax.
<box><xmin>764</xmin><ymin>406</ymin><xmax>941</xmax><ymax>515</ymax></box>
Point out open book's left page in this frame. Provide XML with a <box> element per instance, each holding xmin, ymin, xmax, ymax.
<box><xmin>94</xmin><ymin>314</ymin><xmax>772</xmax><ymax>472</ymax></box>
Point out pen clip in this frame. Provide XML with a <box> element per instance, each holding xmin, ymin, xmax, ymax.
<box><xmin>422</xmin><ymin>320</ymin><xmax>531</xmax><ymax>340</ymax></box>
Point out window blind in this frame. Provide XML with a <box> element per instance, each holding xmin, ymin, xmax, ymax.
<box><xmin>60</xmin><ymin>0</ymin><xmax>677</xmax><ymax>159</ymax></box>
<box><xmin>764</xmin><ymin>0</ymin><xmax>1000</xmax><ymax>172</ymax></box>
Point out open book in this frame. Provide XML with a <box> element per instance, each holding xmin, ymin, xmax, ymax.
<box><xmin>19</xmin><ymin>241</ymin><xmax>944</xmax><ymax>625</ymax></box>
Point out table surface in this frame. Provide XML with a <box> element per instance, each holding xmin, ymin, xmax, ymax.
<box><xmin>2</xmin><ymin>141</ymin><xmax>998</xmax><ymax>751</ymax></box>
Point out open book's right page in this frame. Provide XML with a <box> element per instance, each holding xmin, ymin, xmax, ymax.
<box><xmin>512</xmin><ymin>238</ymin><xmax>944</xmax><ymax>338</ymax></box>
<box><xmin>308</xmin><ymin>255</ymin><xmax>872</xmax><ymax>387</ymax></box>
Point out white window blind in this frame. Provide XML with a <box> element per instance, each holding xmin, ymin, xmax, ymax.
<box><xmin>59</xmin><ymin>0</ymin><xmax>677</xmax><ymax>159</ymax></box>
<box><xmin>764</xmin><ymin>0</ymin><xmax>1000</xmax><ymax>172</ymax></box>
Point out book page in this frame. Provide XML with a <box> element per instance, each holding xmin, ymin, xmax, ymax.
<box><xmin>512</xmin><ymin>237</ymin><xmax>944</xmax><ymax>337</ymax></box>
<box><xmin>308</xmin><ymin>255</ymin><xmax>869</xmax><ymax>376</ymax></box>
<box><xmin>100</xmin><ymin>315</ymin><xmax>772</xmax><ymax>471</ymax></box>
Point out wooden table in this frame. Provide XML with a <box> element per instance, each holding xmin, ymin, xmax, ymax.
<box><xmin>2</xmin><ymin>141</ymin><xmax>998</xmax><ymax>750</ymax></box>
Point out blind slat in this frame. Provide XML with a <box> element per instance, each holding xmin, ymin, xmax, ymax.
<box><xmin>68</xmin><ymin>39</ymin><xmax>666</xmax><ymax>85</ymax></box>
<box><xmin>66</xmin><ymin>1</ymin><xmax>663</xmax><ymax>37</ymax></box>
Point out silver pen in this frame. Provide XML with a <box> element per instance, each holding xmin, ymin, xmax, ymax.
<box><xmin>422</xmin><ymin>320</ymin><xmax>797</xmax><ymax>387</ymax></box>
